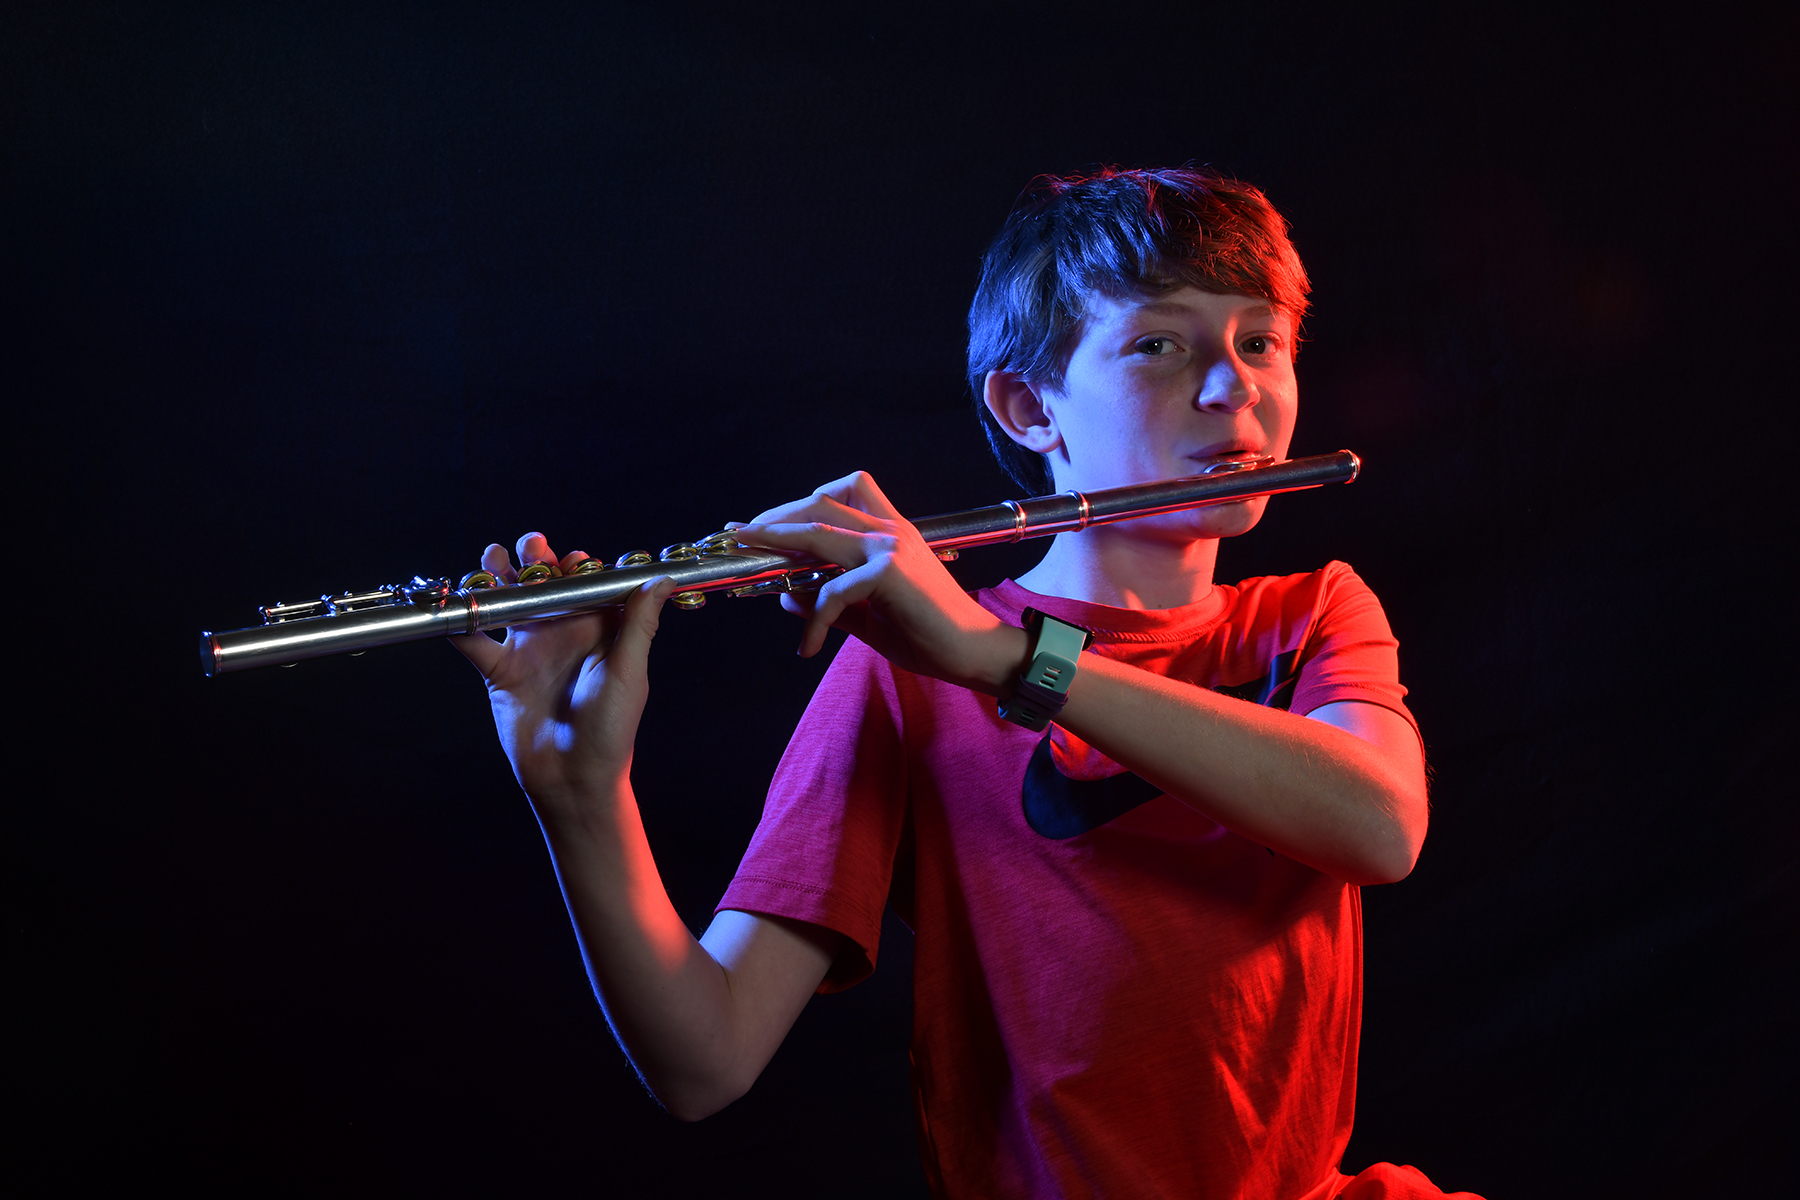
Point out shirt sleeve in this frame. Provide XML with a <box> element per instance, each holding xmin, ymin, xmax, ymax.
<box><xmin>715</xmin><ymin>636</ymin><xmax>909</xmax><ymax>991</ymax></box>
<box><xmin>1288</xmin><ymin>561</ymin><xmax>1421</xmax><ymax>742</ymax></box>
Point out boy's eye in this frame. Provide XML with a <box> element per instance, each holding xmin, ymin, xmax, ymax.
<box><xmin>1135</xmin><ymin>336</ymin><xmax>1178</xmax><ymax>356</ymax></box>
<box><xmin>1240</xmin><ymin>335</ymin><xmax>1279</xmax><ymax>357</ymax></box>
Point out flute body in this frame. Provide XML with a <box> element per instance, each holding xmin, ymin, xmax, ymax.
<box><xmin>199</xmin><ymin>451</ymin><xmax>1360</xmax><ymax>677</ymax></box>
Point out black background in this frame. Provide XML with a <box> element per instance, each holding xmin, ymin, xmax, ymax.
<box><xmin>10</xmin><ymin>3</ymin><xmax>1795</xmax><ymax>1195</ymax></box>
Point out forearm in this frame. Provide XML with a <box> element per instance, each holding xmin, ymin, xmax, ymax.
<box><xmin>961</xmin><ymin>625</ymin><xmax>1425</xmax><ymax>884</ymax></box>
<box><xmin>729</xmin><ymin>490</ymin><xmax>1425</xmax><ymax>882</ymax></box>
<box><xmin>534</xmin><ymin>784</ymin><xmax>818</xmax><ymax>1119</ymax></box>
<box><xmin>1061</xmin><ymin>656</ymin><xmax>1424</xmax><ymax>882</ymax></box>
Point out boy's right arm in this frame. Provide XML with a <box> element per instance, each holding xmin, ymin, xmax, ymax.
<box><xmin>453</xmin><ymin>534</ymin><xmax>843</xmax><ymax>1121</ymax></box>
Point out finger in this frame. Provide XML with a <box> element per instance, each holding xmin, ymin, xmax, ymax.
<box><xmin>798</xmin><ymin>562</ymin><xmax>884</xmax><ymax>657</ymax></box>
<box><xmin>450</xmin><ymin>629</ymin><xmax>505</xmax><ymax>677</ymax></box>
<box><xmin>730</xmin><ymin>520</ymin><xmax>892</xmax><ymax>569</ymax></box>
<box><xmin>599</xmin><ymin>577</ymin><xmax>679</xmax><ymax>678</ymax></box>
<box><xmin>558</xmin><ymin>549</ymin><xmax>593</xmax><ymax>573</ymax></box>
<box><xmin>481</xmin><ymin>543</ymin><xmax>518</xmax><ymax>585</ymax></box>
<box><xmin>812</xmin><ymin>470</ymin><xmax>904</xmax><ymax>522</ymax></box>
<box><xmin>743</xmin><ymin>486</ymin><xmax>889</xmax><ymax>529</ymax></box>
<box><xmin>516</xmin><ymin>531</ymin><xmax>556</xmax><ymax>566</ymax></box>
<box><xmin>742</xmin><ymin>492</ymin><xmax>849</xmax><ymax>526</ymax></box>
<box><xmin>778</xmin><ymin>591</ymin><xmax>817</xmax><ymax>621</ymax></box>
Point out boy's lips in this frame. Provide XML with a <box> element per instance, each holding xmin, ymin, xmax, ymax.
<box><xmin>1186</xmin><ymin>443</ymin><xmax>1269</xmax><ymax>470</ymax></box>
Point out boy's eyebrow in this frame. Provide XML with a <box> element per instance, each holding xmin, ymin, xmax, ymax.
<box><xmin>1130</xmin><ymin>298</ymin><xmax>1279</xmax><ymax>320</ymax></box>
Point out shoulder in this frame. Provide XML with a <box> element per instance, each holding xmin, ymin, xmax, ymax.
<box><xmin>1232</xmin><ymin>560</ymin><xmax>1373</xmax><ymax>602</ymax></box>
<box><xmin>1229</xmin><ymin>561</ymin><xmax>1384</xmax><ymax>631</ymax></box>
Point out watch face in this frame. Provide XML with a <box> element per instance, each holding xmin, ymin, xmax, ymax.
<box><xmin>1032</xmin><ymin>620</ymin><xmax>1092</xmax><ymax>672</ymax></box>
<box><xmin>1025</xmin><ymin>608</ymin><xmax>1094</xmax><ymax>648</ymax></box>
<box><xmin>1008</xmin><ymin>608</ymin><xmax>1087</xmax><ymax>733</ymax></box>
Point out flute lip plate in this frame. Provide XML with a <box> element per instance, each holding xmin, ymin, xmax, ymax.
<box><xmin>1197</xmin><ymin>454</ymin><xmax>1276</xmax><ymax>475</ymax></box>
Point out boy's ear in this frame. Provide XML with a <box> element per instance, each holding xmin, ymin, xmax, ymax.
<box><xmin>983</xmin><ymin>371</ymin><xmax>1063</xmax><ymax>454</ymax></box>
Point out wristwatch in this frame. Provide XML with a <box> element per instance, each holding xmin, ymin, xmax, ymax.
<box><xmin>997</xmin><ymin>608</ymin><xmax>1095</xmax><ymax>732</ymax></box>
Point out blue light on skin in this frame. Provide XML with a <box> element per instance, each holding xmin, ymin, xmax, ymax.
<box><xmin>986</xmin><ymin>288</ymin><xmax>1298</xmax><ymax>610</ymax></box>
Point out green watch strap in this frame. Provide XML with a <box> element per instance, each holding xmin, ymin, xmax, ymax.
<box><xmin>1021</xmin><ymin>612</ymin><xmax>1089</xmax><ymax>696</ymax></box>
<box><xmin>998</xmin><ymin>609</ymin><xmax>1095</xmax><ymax>731</ymax></box>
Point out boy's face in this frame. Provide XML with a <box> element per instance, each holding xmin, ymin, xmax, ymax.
<box><xmin>1037</xmin><ymin>287</ymin><xmax>1298</xmax><ymax>542</ymax></box>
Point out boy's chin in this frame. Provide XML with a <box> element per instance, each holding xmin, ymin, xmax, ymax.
<box><xmin>1196</xmin><ymin>498</ymin><xmax>1270</xmax><ymax>540</ymax></box>
<box><xmin>1123</xmin><ymin>499</ymin><xmax>1268</xmax><ymax>545</ymax></box>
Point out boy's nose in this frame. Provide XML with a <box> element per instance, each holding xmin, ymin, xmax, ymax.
<box><xmin>1196</xmin><ymin>358</ymin><xmax>1258</xmax><ymax>412</ymax></box>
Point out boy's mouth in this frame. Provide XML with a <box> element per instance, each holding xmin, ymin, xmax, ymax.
<box><xmin>1187</xmin><ymin>443</ymin><xmax>1270</xmax><ymax>472</ymax></box>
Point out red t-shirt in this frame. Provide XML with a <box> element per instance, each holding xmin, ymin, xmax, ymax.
<box><xmin>719</xmin><ymin>564</ymin><xmax>1427</xmax><ymax>1199</ymax></box>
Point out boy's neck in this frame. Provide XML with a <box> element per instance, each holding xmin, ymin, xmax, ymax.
<box><xmin>1014</xmin><ymin>529</ymin><xmax>1221</xmax><ymax>610</ymax></box>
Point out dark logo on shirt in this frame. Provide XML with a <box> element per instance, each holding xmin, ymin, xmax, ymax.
<box><xmin>1021</xmin><ymin>650</ymin><xmax>1303</xmax><ymax>840</ymax></box>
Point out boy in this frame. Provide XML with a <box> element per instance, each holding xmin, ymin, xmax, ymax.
<box><xmin>455</xmin><ymin>168</ymin><xmax>1472</xmax><ymax>1198</ymax></box>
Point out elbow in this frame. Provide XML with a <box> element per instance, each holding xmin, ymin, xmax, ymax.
<box><xmin>1354</xmin><ymin>800</ymin><xmax>1427</xmax><ymax>885</ymax></box>
<box><xmin>660</xmin><ymin>1093</ymin><xmax>735</xmax><ymax>1124</ymax></box>
<box><xmin>1356</xmin><ymin>838</ymin><xmax>1421</xmax><ymax>886</ymax></box>
<box><xmin>1312</xmin><ymin>832</ymin><xmax>1419</xmax><ymax>886</ymax></box>
<box><xmin>647</xmin><ymin>1065</ymin><xmax>757</xmax><ymax>1124</ymax></box>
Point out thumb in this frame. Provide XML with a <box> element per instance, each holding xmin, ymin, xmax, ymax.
<box><xmin>450</xmin><ymin>630</ymin><xmax>505</xmax><ymax>678</ymax></box>
<box><xmin>604</xmin><ymin>577</ymin><xmax>678</xmax><ymax>672</ymax></box>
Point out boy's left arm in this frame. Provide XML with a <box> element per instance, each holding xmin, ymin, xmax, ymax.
<box><xmin>1054</xmin><ymin>659</ymin><xmax>1427</xmax><ymax>884</ymax></box>
<box><xmin>734</xmin><ymin>474</ymin><xmax>1428</xmax><ymax>887</ymax></box>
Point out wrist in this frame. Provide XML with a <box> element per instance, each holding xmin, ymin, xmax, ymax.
<box><xmin>996</xmin><ymin>609</ymin><xmax>1094</xmax><ymax>732</ymax></box>
<box><xmin>970</xmin><ymin>623</ymin><xmax>1031</xmax><ymax>696</ymax></box>
<box><xmin>528</xmin><ymin>771</ymin><xmax>635</xmax><ymax>827</ymax></box>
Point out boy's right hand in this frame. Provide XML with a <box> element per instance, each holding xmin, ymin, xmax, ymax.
<box><xmin>728</xmin><ymin>472</ymin><xmax>1026</xmax><ymax>696</ymax></box>
<box><xmin>451</xmin><ymin>532</ymin><xmax>677</xmax><ymax>813</ymax></box>
<box><xmin>450</xmin><ymin>537</ymin><xmax>839</xmax><ymax>1117</ymax></box>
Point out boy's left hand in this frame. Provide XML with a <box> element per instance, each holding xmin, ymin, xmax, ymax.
<box><xmin>730</xmin><ymin>471</ymin><xmax>1024</xmax><ymax>693</ymax></box>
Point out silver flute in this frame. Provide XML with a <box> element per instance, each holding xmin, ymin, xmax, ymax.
<box><xmin>200</xmin><ymin>450</ymin><xmax>1360</xmax><ymax>676</ymax></box>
